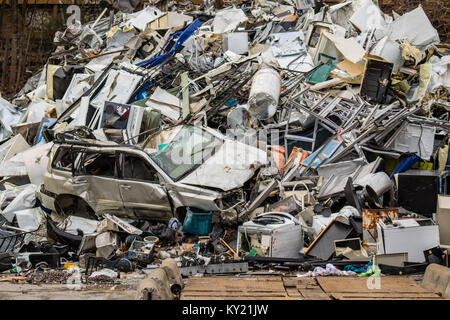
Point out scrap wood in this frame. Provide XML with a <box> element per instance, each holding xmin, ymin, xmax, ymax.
<box><xmin>0</xmin><ymin>276</ymin><xmax>28</xmax><ymax>282</ymax></box>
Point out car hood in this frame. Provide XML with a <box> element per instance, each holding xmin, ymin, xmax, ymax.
<box><xmin>179</xmin><ymin>140</ymin><xmax>269</xmax><ymax>191</ymax></box>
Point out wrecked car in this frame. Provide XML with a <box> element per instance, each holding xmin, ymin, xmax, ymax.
<box><xmin>38</xmin><ymin>125</ymin><xmax>268</xmax><ymax>222</ymax></box>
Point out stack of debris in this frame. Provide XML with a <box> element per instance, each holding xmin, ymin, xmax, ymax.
<box><xmin>0</xmin><ymin>0</ymin><xmax>449</xmax><ymax>291</ymax></box>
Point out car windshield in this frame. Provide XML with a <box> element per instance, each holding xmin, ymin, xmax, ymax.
<box><xmin>150</xmin><ymin>126</ymin><xmax>223</xmax><ymax>181</ymax></box>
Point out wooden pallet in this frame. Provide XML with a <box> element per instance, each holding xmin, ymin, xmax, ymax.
<box><xmin>181</xmin><ymin>276</ymin><xmax>293</xmax><ymax>300</ymax></box>
<box><xmin>316</xmin><ymin>276</ymin><xmax>445</xmax><ymax>300</ymax></box>
<box><xmin>181</xmin><ymin>275</ymin><xmax>448</xmax><ymax>300</ymax></box>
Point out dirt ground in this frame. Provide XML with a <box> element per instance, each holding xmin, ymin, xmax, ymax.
<box><xmin>0</xmin><ymin>281</ymin><xmax>139</xmax><ymax>300</ymax></box>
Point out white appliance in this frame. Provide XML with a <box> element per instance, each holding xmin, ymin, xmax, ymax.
<box><xmin>237</xmin><ymin>212</ymin><xmax>303</xmax><ymax>259</ymax></box>
<box><xmin>376</xmin><ymin>218</ymin><xmax>439</xmax><ymax>263</ymax></box>
<box><xmin>222</xmin><ymin>32</ymin><xmax>249</xmax><ymax>55</ymax></box>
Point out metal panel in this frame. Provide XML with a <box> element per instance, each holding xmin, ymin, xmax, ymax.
<box><xmin>179</xmin><ymin>262</ymin><xmax>249</xmax><ymax>277</ymax></box>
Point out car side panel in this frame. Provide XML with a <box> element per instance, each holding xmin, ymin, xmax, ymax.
<box><xmin>165</xmin><ymin>182</ymin><xmax>221</xmax><ymax>211</ymax></box>
<box><xmin>118</xmin><ymin>179</ymin><xmax>173</xmax><ymax>220</ymax></box>
<box><xmin>72</xmin><ymin>175</ymin><xmax>126</xmax><ymax>217</ymax></box>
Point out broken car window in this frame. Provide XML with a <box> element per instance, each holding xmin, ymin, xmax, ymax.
<box><xmin>51</xmin><ymin>147</ymin><xmax>73</xmax><ymax>171</ymax></box>
<box><xmin>77</xmin><ymin>152</ymin><xmax>116</xmax><ymax>177</ymax></box>
<box><xmin>52</xmin><ymin>147</ymin><xmax>84</xmax><ymax>172</ymax></box>
<box><xmin>150</xmin><ymin>126</ymin><xmax>222</xmax><ymax>182</ymax></box>
<box><xmin>123</xmin><ymin>155</ymin><xmax>159</xmax><ymax>182</ymax></box>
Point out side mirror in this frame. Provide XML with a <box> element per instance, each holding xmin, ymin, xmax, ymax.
<box><xmin>157</xmin><ymin>173</ymin><xmax>166</xmax><ymax>186</ymax></box>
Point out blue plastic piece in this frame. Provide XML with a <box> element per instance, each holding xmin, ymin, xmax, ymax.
<box><xmin>302</xmin><ymin>140</ymin><xmax>343</xmax><ymax>167</ymax></box>
<box><xmin>158</xmin><ymin>143</ymin><xmax>168</xmax><ymax>151</ymax></box>
<box><xmin>343</xmin><ymin>261</ymin><xmax>372</xmax><ymax>274</ymax></box>
<box><xmin>36</xmin><ymin>199</ymin><xmax>52</xmax><ymax>215</ymax></box>
<box><xmin>225</xmin><ymin>98</ymin><xmax>238</xmax><ymax>107</ymax></box>
<box><xmin>136</xmin><ymin>19</ymin><xmax>203</xmax><ymax>69</ymax></box>
<box><xmin>130</xmin><ymin>80</ymin><xmax>153</xmax><ymax>102</ymax></box>
<box><xmin>390</xmin><ymin>153</ymin><xmax>420</xmax><ymax>179</ymax></box>
<box><xmin>182</xmin><ymin>207</ymin><xmax>213</xmax><ymax>235</ymax></box>
<box><xmin>306</xmin><ymin>53</ymin><xmax>337</xmax><ymax>84</ymax></box>
<box><xmin>446</xmin><ymin>151</ymin><xmax>450</xmax><ymax>171</ymax></box>
<box><xmin>35</xmin><ymin>118</ymin><xmax>57</xmax><ymax>145</ymax></box>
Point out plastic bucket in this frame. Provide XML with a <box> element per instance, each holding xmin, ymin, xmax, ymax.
<box><xmin>182</xmin><ymin>207</ymin><xmax>213</xmax><ymax>235</ymax></box>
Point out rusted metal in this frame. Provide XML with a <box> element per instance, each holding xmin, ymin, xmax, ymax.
<box><xmin>362</xmin><ymin>208</ymin><xmax>399</xmax><ymax>244</ymax></box>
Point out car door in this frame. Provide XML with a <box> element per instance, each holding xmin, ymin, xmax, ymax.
<box><xmin>46</xmin><ymin>146</ymin><xmax>82</xmax><ymax>196</ymax></box>
<box><xmin>118</xmin><ymin>152</ymin><xmax>173</xmax><ymax>220</ymax></box>
<box><xmin>72</xmin><ymin>150</ymin><xmax>126</xmax><ymax>217</ymax></box>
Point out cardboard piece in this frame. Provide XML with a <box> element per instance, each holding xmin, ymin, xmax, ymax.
<box><xmin>331</xmin><ymin>59</ymin><xmax>365</xmax><ymax>84</ymax></box>
<box><xmin>336</xmin><ymin>59</ymin><xmax>365</xmax><ymax>78</ymax></box>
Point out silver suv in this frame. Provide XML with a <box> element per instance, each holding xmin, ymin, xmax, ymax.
<box><xmin>38</xmin><ymin>125</ymin><xmax>268</xmax><ymax>221</ymax></box>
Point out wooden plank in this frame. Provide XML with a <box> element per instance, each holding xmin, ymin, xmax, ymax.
<box><xmin>282</xmin><ymin>277</ymin><xmax>299</xmax><ymax>287</ymax></box>
<box><xmin>285</xmin><ymin>287</ymin><xmax>303</xmax><ymax>298</ymax></box>
<box><xmin>331</xmin><ymin>292</ymin><xmax>445</xmax><ymax>300</ymax></box>
<box><xmin>283</xmin><ymin>277</ymin><xmax>331</xmax><ymax>300</ymax></box>
<box><xmin>0</xmin><ymin>276</ymin><xmax>27</xmax><ymax>282</ymax></box>
<box><xmin>316</xmin><ymin>276</ymin><xmax>446</xmax><ymax>300</ymax></box>
<box><xmin>282</xmin><ymin>277</ymin><xmax>305</xmax><ymax>299</ymax></box>
<box><xmin>182</xmin><ymin>296</ymin><xmax>295</xmax><ymax>300</ymax></box>
<box><xmin>317</xmin><ymin>276</ymin><xmax>431</xmax><ymax>294</ymax></box>
<box><xmin>296</xmin><ymin>278</ymin><xmax>331</xmax><ymax>300</ymax></box>
<box><xmin>185</xmin><ymin>277</ymin><xmax>285</xmax><ymax>293</ymax></box>
<box><xmin>182</xmin><ymin>292</ymin><xmax>289</xmax><ymax>297</ymax></box>
<box><xmin>181</xmin><ymin>275</ymin><xmax>445</xmax><ymax>300</ymax></box>
<box><xmin>181</xmin><ymin>276</ymin><xmax>291</xmax><ymax>300</ymax></box>
<box><xmin>184</xmin><ymin>276</ymin><xmax>285</xmax><ymax>292</ymax></box>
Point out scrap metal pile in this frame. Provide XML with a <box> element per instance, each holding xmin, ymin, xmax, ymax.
<box><xmin>0</xmin><ymin>0</ymin><xmax>449</xmax><ymax>290</ymax></box>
